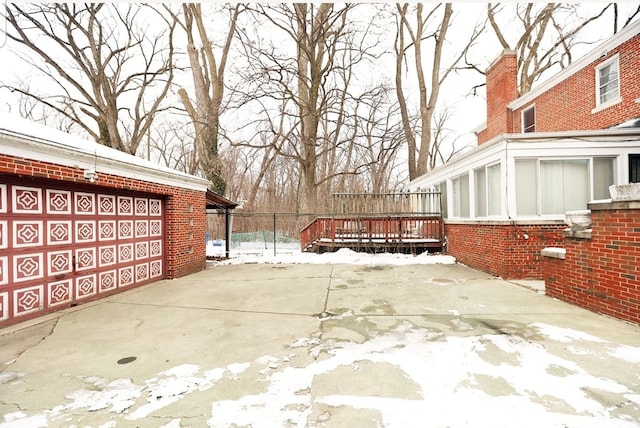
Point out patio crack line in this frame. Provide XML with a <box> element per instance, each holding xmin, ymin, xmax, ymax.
<box><xmin>106</xmin><ymin>301</ymin><xmax>313</xmax><ymax>318</ymax></box>
<box><xmin>3</xmin><ymin>318</ymin><xmax>60</xmax><ymax>365</ymax></box>
<box><xmin>316</xmin><ymin>264</ymin><xmax>335</xmax><ymax>320</ymax></box>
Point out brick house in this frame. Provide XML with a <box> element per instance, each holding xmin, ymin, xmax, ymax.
<box><xmin>0</xmin><ymin>113</ymin><xmax>212</xmax><ymax>327</ymax></box>
<box><xmin>409</xmin><ymin>19</ymin><xmax>640</xmax><ymax>279</ymax></box>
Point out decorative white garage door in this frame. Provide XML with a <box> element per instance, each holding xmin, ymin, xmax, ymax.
<box><xmin>0</xmin><ymin>180</ymin><xmax>164</xmax><ymax>326</ymax></box>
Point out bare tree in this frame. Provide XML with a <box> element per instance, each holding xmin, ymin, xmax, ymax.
<box><xmin>3</xmin><ymin>3</ymin><xmax>176</xmax><ymax>154</ymax></box>
<box><xmin>231</xmin><ymin>3</ymin><xmax>387</xmax><ymax>212</ymax></box>
<box><xmin>428</xmin><ymin>107</ymin><xmax>474</xmax><ymax>170</ymax></box>
<box><xmin>355</xmin><ymin>90</ymin><xmax>405</xmax><ymax>193</ymax></box>
<box><xmin>611</xmin><ymin>3</ymin><xmax>640</xmax><ymax>34</ymax></box>
<box><xmin>487</xmin><ymin>3</ymin><xmax>610</xmax><ymax>95</ymax></box>
<box><xmin>395</xmin><ymin>3</ymin><xmax>483</xmax><ymax>180</ymax></box>
<box><xmin>171</xmin><ymin>3</ymin><xmax>241</xmax><ymax>195</ymax></box>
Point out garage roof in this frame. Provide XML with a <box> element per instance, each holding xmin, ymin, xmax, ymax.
<box><xmin>0</xmin><ymin>112</ymin><xmax>209</xmax><ymax>192</ymax></box>
<box><xmin>206</xmin><ymin>189</ymin><xmax>238</xmax><ymax>210</ymax></box>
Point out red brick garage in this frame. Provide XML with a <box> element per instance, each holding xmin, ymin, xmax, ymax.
<box><xmin>0</xmin><ymin>113</ymin><xmax>210</xmax><ymax>328</ymax></box>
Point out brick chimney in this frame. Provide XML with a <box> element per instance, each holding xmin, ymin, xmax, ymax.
<box><xmin>480</xmin><ymin>50</ymin><xmax>518</xmax><ymax>144</ymax></box>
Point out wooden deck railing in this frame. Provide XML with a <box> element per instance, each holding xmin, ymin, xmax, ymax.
<box><xmin>300</xmin><ymin>215</ymin><xmax>443</xmax><ymax>253</ymax></box>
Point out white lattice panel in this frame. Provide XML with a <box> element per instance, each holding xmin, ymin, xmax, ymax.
<box><xmin>99</xmin><ymin>270</ymin><xmax>117</xmax><ymax>292</ymax></box>
<box><xmin>119</xmin><ymin>266</ymin><xmax>134</xmax><ymax>287</ymax></box>
<box><xmin>118</xmin><ymin>196</ymin><xmax>133</xmax><ymax>215</ymax></box>
<box><xmin>14</xmin><ymin>285</ymin><xmax>44</xmax><ymax>316</ymax></box>
<box><xmin>13</xmin><ymin>253</ymin><xmax>43</xmax><ymax>283</ymax></box>
<box><xmin>0</xmin><ymin>292</ymin><xmax>8</xmax><ymax>321</ymax></box>
<box><xmin>98</xmin><ymin>194</ymin><xmax>116</xmax><ymax>215</ymax></box>
<box><xmin>0</xmin><ymin>256</ymin><xmax>8</xmax><ymax>286</ymax></box>
<box><xmin>47</xmin><ymin>220</ymin><xmax>73</xmax><ymax>245</ymax></box>
<box><xmin>48</xmin><ymin>279</ymin><xmax>72</xmax><ymax>307</ymax></box>
<box><xmin>46</xmin><ymin>189</ymin><xmax>72</xmax><ymax>214</ymax></box>
<box><xmin>0</xmin><ymin>184</ymin><xmax>6</xmax><ymax>213</ymax></box>
<box><xmin>0</xmin><ymin>221</ymin><xmax>6</xmax><ymax>249</ymax></box>
<box><xmin>99</xmin><ymin>220</ymin><xmax>116</xmax><ymax>241</ymax></box>
<box><xmin>13</xmin><ymin>186</ymin><xmax>42</xmax><ymax>214</ymax></box>
<box><xmin>74</xmin><ymin>192</ymin><xmax>95</xmax><ymax>215</ymax></box>
<box><xmin>99</xmin><ymin>246</ymin><xmax>117</xmax><ymax>267</ymax></box>
<box><xmin>48</xmin><ymin>250</ymin><xmax>73</xmax><ymax>276</ymax></box>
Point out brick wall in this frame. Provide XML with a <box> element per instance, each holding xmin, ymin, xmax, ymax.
<box><xmin>480</xmin><ymin>51</ymin><xmax>518</xmax><ymax>144</ymax></box>
<box><xmin>479</xmin><ymin>34</ymin><xmax>640</xmax><ymax>144</ymax></box>
<box><xmin>544</xmin><ymin>202</ymin><xmax>640</xmax><ymax>325</ymax></box>
<box><xmin>446</xmin><ymin>222</ymin><xmax>565</xmax><ymax>279</ymax></box>
<box><xmin>0</xmin><ymin>153</ymin><xmax>207</xmax><ymax>278</ymax></box>
<box><xmin>512</xmin><ymin>35</ymin><xmax>640</xmax><ymax>133</ymax></box>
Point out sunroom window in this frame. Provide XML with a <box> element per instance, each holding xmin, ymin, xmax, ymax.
<box><xmin>451</xmin><ymin>174</ymin><xmax>469</xmax><ymax>217</ymax></box>
<box><xmin>515</xmin><ymin>157</ymin><xmax>615</xmax><ymax>216</ymax></box>
<box><xmin>475</xmin><ymin>163</ymin><xmax>501</xmax><ymax>217</ymax></box>
<box><xmin>540</xmin><ymin>159</ymin><xmax>589</xmax><ymax>214</ymax></box>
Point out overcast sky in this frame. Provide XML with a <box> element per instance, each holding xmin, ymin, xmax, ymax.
<box><xmin>0</xmin><ymin>3</ymin><xmax>635</xmax><ymax>162</ymax></box>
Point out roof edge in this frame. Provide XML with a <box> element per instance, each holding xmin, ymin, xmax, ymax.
<box><xmin>0</xmin><ymin>114</ymin><xmax>209</xmax><ymax>192</ymax></box>
<box><xmin>509</xmin><ymin>19</ymin><xmax>640</xmax><ymax>111</ymax></box>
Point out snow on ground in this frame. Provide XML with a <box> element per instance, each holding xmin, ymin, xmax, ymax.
<box><xmin>206</xmin><ymin>324</ymin><xmax>640</xmax><ymax>428</ymax></box>
<box><xmin>3</xmin><ymin>323</ymin><xmax>639</xmax><ymax>427</ymax></box>
<box><xmin>3</xmin><ymin>243</ymin><xmax>640</xmax><ymax>427</ymax></box>
<box><xmin>207</xmin><ymin>240</ymin><xmax>456</xmax><ymax>266</ymax></box>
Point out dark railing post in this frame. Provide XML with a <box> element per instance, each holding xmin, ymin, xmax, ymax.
<box><xmin>225</xmin><ymin>209</ymin><xmax>232</xmax><ymax>259</ymax></box>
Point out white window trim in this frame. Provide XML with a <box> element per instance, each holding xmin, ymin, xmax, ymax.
<box><xmin>516</xmin><ymin>156</ymin><xmax>617</xmax><ymax>217</ymax></box>
<box><xmin>592</xmin><ymin>53</ymin><xmax>621</xmax><ymax>113</ymax></box>
<box><xmin>474</xmin><ymin>162</ymin><xmax>502</xmax><ymax>218</ymax></box>
<box><xmin>450</xmin><ymin>173</ymin><xmax>469</xmax><ymax>218</ymax></box>
<box><xmin>521</xmin><ymin>104</ymin><xmax>536</xmax><ymax>133</ymax></box>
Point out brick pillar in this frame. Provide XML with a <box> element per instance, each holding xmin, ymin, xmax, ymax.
<box><xmin>481</xmin><ymin>50</ymin><xmax>518</xmax><ymax>144</ymax></box>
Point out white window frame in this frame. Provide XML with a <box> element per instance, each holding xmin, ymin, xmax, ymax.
<box><xmin>593</xmin><ymin>54</ymin><xmax>621</xmax><ymax>112</ymax></box>
<box><xmin>514</xmin><ymin>156</ymin><xmax>616</xmax><ymax>217</ymax></box>
<box><xmin>474</xmin><ymin>162</ymin><xmax>502</xmax><ymax>218</ymax></box>
<box><xmin>521</xmin><ymin>105</ymin><xmax>536</xmax><ymax>133</ymax></box>
<box><xmin>450</xmin><ymin>174</ymin><xmax>469</xmax><ymax>218</ymax></box>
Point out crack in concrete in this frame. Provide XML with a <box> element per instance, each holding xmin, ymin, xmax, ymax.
<box><xmin>1</xmin><ymin>318</ymin><xmax>59</xmax><ymax>368</ymax></box>
<box><xmin>107</xmin><ymin>301</ymin><xmax>314</xmax><ymax>318</ymax></box>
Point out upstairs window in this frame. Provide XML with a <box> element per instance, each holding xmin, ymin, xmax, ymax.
<box><xmin>595</xmin><ymin>55</ymin><xmax>620</xmax><ymax>108</ymax></box>
<box><xmin>522</xmin><ymin>105</ymin><xmax>535</xmax><ymax>133</ymax></box>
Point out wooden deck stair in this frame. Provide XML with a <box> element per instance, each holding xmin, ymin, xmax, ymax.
<box><xmin>300</xmin><ymin>215</ymin><xmax>444</xmax><ymax>254</ymax></box>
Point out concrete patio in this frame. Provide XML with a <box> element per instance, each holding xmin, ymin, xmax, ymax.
<box><xmin>1</xmin><ymin>262</ymin><xmax>639</xmax><ymax>427</ymax></box>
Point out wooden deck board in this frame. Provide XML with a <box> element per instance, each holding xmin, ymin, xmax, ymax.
<box><xmin>300</xmin><ymin>215</ymin><xmax>444</xmax><ymax>254</ymax></box>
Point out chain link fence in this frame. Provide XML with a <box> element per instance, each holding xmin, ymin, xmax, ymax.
<box><xmin>206</xmin><ymin>192</ymin><xmax>442</xmax><ymax>259</ymax></box>
<box><xmin>206</xmin><ymin>211</ymin><xmax>316</xmax><ymax>258</ymax></box>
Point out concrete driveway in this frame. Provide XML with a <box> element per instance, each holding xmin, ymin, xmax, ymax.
<box><xmin>1</xmin><ymin>262</ymin><xmax>640</xmax><ymax>427</ymax></box>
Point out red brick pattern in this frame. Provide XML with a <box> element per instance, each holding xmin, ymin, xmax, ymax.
<box><xmin>480</xmin><ymin>51</ymin><xmax>518</xmax><ymax>144</ymax></box>
<box><xmin>545</xmin><ymin>208</ymin><xmax>640</xmax><ymax>325</ymax></box>
<box><xmin>479</xmin><ymin>35</ymin><xmax>640</xmax><ymax>143</ymax></box>
<box><xmin>0</xmin><ymin>154</ymin><xmax>206</xmax><ymax>280</ymax></box>
<box><xmin>446</xmin><ymin>222</ymin><xmax>566</xmax><ymax>279</ymax></box>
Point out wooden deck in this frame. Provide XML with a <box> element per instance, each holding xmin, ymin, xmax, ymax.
<box><xmin>300</xmin><ymin>215</ymin><xmax>444</xmax><ymax>254</ymax></box>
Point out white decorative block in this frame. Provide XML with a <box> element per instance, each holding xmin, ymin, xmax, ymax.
<box><xmin>609</xmin><ymin>183</ymin><xmax>640</xmax><ymax>202</ymax></box>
